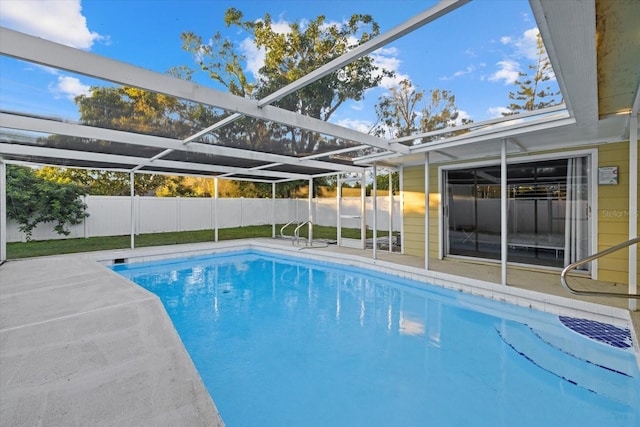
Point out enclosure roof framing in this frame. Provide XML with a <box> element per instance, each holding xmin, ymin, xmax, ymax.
<box><xmin>0</xmin><ymin>26</ymin><xmax>408</xmax><ymax>155</ymax></box>
<box><xmin>0</xmin><ymin>144</ymin><xmax>314</xmax><ymax>180</ymax></box>
<box><xmin>1</xmin><ymin>0</ymin><xmax>638</xmax><ymax>180</ymax></box>
<box><xmin>0</xmin><ymin>112</ymin><xmax>364</xmax><ymax>177</ymax></box>
<box><xmin>173</xmin><ymin>0</ymin><xmax>469</xmax><ymax>163</ymax></box>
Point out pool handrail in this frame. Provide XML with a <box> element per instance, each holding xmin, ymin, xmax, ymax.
<box><xmin>280</xmin><ymin>220</ymin><xmax>298</xmax><ymax>239</ymax></box>
<box><xmin>294</xmin><ymin>221</ymin><xmax>312</xmax><ymax>246</ymax></box>
<box><xmin>560</xmin><ymin>236</ymin><xmax>640</xmax><ymax>298</ymax></box>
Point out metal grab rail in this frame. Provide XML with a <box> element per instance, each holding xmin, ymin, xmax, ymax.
<box><xmin>280</xmin><ymin>220</ymin><xmax>298</xmax><ymax>239</ymax></box>
<box><xmin>560</xmin><ymin>236</ymin><xmax>640</xmax><ymax>298</ymax></box>
<box><xmin>294</xmin><ymin>221</ymin><xmax>312</xmax><ymax>246</ymax></box>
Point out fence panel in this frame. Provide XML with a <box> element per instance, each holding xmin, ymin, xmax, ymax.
<box><xmin>6</xmin><ymin>195</ymin><xmax>401</xmax><ymax>242</ymax></box>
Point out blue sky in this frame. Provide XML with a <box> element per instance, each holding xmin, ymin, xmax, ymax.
<box><xmin>0</xmin><ymin>0</ymin><xmax>553</xmax><ymax>135</ymax></box>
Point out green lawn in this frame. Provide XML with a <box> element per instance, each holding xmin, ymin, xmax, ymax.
<box><xmin>6</xmin><ymin>225</ymin><xmax>385</xmax><ymax>259</ymax></box>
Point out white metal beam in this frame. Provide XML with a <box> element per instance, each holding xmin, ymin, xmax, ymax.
<box><xmin>392</xmin><ymin>104</ymin><xmax>568</xmax><ymax>145</ymax></box>
<box><xmin>0</xmin><ymin>160</ymin><xmax>6</xmax><ymax>263</ymax></box>
<box><xmin>0</xmin><ymin>113</ymin><xmax>364</xmax><ymax>174</ymax></box>
<box><xmin>424</xmin><ymin>153</ymin><xmax>430</xmax><ymax>270</ymax></box>
<box><xmin>0</xmin><ymin>27</ymin><xmax>408</xmax><ymax>155</ymax></box>
<box><xmin>129</xmin><ymin>172</ymin><xmax>135</xmax><ymax>249</ymax></box>
<box><xmin>409</xmin><ymin>116</ymin><xmax>575</xmax><ymax>154</ymax></box>
<box><xmin>388</xmin><ymin>168</ymin><xmax>393</xmax><ymax>253</ymax></box>
<box><xmin>214</xmin><ymin>178</ymin><xmax>219</xmax><ymax>242</ymax></box>
<box><xmin>0</xmin><ymin>143</ymin><xmax>309</xmax><ymax>180</ymax></box>
<box><xmin>629</xmin><ymin>114</ymin><xmax>638</xmax><ymax>311</ymax></box>
<box><xmin>301</xmin><ymin>145</ymin><xmax>364</xmax><ymax>161</ymax></box>
<box><xmin>272</xmin><ymin>182</ymin><xmax>276</xmax><ymax>238</ymax></box>
<box><xmin>501</xmin><ymin>139</ymin><xmax>507</xmax><ymax>286</ymax></box>
<box><xmin>372</xmin><ymin>162</ymin><xmax>378</xmax><ymax>260</ymax></box>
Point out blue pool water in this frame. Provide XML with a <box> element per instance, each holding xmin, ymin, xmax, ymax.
<box><xmin>113</xmin><ymin>250</ymin><xmax>640</xmax><ymax>426</ymax></box>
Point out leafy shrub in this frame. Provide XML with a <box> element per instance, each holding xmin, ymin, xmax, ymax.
<box><xmin>6</xmin><ymin>165</ymin><xmax>89</xmax><ymax>241</ymax></box>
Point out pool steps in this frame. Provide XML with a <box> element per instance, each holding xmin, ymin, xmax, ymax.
<box><xmin>497</xmin><ymin>320</ymin><xmax>639</xmax><ymax>407</ymax></box>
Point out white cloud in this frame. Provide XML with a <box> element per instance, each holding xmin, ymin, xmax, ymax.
<box><xmin>271</xmin><ymin>20</ymin><xmax>293</xmax><ymax>35</ymax></box>
<box><xmin>514</xmin><ymin>28</ymin><xmax>540</xmax><ymax>60</ymax></box>
<box><xmin>487</xmin><ymin>106</ymin><xmax>511</xmax><ymax>118</ymax></box>
<box><xmin>48</xmin><ymin>75</ymin><xmax>91</xmax><ymax>100</ymax></box>
<box><xmin>454</xmin><ymin>110</ymin><xmax>472</xmax><ymax>125</ymax></box>
<box><xmin>490</xmin><ymin>27</ymin><xmax>556</xmax><ymax>85</ymax></box>
<box><xmin>370</xmin><ymin>47</ymin><xmax>409</xmax><ymax>89</ymax></box>
<box><xmin>0</xmin><ymin>0</ymin><xmax>104</xmax><ymax>49</ymax></box>
<box><xmin>239</xmin><ymin>17</ymin><xmax>294</xmax><ymax>79</ymax></box>
<box><xmin>335</xmin><ymin>118</ymin><xmax>374</xmax><ymax>134</ymax></box>
<box><xmin>489</xmin><ymin>60</ymin><xmax>520</xmax><ymax>85</ymax></box>
<box><xmin>440</xmin><ymin>65</ymin><xmax>475</xmax><ymax>81</ymax></box>
<box><xmin>240</xmin><ymin>38</ymin><xmax>266</xmax><ymax>79</ymax></box>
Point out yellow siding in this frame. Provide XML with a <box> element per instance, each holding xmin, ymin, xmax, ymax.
<box><xmin>597</xmin><ymin>141</ymin><xmax>638</xmax><ymax>284</ymax></box>
<box><xmin>403</xmin><ymin>166</ymin><xmax>425</xmax><ymax>257</ymax></box>
<box><xmin>402</xmin><ymin>165</ymin><xmax>439</xmax><ymax>259</ymax></box>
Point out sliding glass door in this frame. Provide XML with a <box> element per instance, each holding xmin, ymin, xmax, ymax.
<box><xmin>444</xmin><ymin>156</ymin><xmax>590</xmax><ymax>269</ymax></box>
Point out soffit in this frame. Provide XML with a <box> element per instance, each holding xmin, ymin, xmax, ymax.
<box><xmin>596</xmin><ymin>0</ymin><xmax>640</xmax><ymax>117</ymax></box>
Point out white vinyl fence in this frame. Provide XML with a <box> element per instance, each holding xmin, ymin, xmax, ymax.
<box><xmin>7</xmin><ymin>195</ymin><xmax>401</xmax><ymax>242</ymax></box>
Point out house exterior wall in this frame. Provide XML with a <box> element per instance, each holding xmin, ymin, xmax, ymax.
<box><xmin>597</xmin><ymin>141</ymin><xmax>639</xmax><ymax>285</ymax></box>
<box><xmin>402</xmin><ymin>140</ymin><xmax>638</xmax><ymax>285</ymax></box>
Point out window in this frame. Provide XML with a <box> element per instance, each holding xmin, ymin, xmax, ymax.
<box><xmin>444</xmin><ymin>156</ymin><xmax>590</xmax><ymax>269</ymax></box>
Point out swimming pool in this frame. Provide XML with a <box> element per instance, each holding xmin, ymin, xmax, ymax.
<box><xmin>113</xmin><ymin>249</ymin><xmax>640</xmax><ymax>426</ymax></box>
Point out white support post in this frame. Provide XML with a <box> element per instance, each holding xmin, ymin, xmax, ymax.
<box><xmin>400</xmin><ymin>166</ymin><xmax>405</xmax><ymax>254</ymax></box>
<box><xmin>214</xmin><ymin>177</ymin><xmax>219</xmax><ymax>242</ymax></box>
<box><xmin>83</xmin><ymin>195</ymin><xmax>88</xmax><ymax>238</ymax></box>
<box><xmin>373</xmin><ymin>163</ymin><xmax>378</xmax><ymax>260</ymax></box>
<box><xmin>308</xmin><ymin>178</ymin><xmax>313</xmax><ymax>244</ymax></box>
<box><xmin>388</xmin><ymin>168</ymin><xmax>393</xmax><ymax>253</ymax></box>
<box><xmin>425</xmin><ymin>153</ymin><xmax>430</xmax><ymax>270</ymax></box>
<box><xmin>0</xmin><ymin>161</ymin><xmax>6</xmax><ymax>263</ymax></box>
<box><xmin>130</xmin><ymin>172</ymin><xmax>135</xmax><ymax>249</ymax></box>
<box><xmin>337</xmin><ymin>174</ymin><xmax>342</xmax><ymax>247</ymax></box>
<box><xmin>272</xmin><ymin>182</ymin><xmax>276</xmax><ymax>238</ymax></box>
<box><xmin>361</xmin><ymin>171</ymin><xmax>367</xmax><ymax>250</ymax></box>
<box><xmin>501</xmin><ymin>139</ymin><xmax>508</xmax><ymax>285</ymax></box>
<box><xmin>629</xmin><ymin>114</ymin><xmax>638</xmax><ymax>311</ymax></box>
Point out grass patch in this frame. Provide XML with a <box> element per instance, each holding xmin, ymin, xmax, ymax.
<box><xmin>6</xmin><ymin>224</ymin><xmax>388</xmax><ymax>259</ymax></box>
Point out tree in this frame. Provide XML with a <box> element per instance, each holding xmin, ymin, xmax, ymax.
<box><xmin>420</xmin><ymin>89</ymin><xmax>470</xmax><ymax>134</ymax></box>
<box><xmin>374</xmin><ymin>79</ymin><xmax>422</xmax><ymax>139</ymax></box>
<box><xmin>6</xmin><ymin>165</ymin><xmax>88</xmax><ymax>241</ymax></box>
<box><xmin>75</xmin><ymin>86</ymin><xmax>201</xmax><ymax>138</ymax></box>
<box><xmin>374</xmin><ymin>79</ymin><xmax>470</xmax><ymax>143</ymax></box>
<box><xmin>505</xmin><ymin>31</ymin><xmax>561</xmax><ymax>113</ymax></box>
<box><xmin>37</xmin><ymin>167</ymin><xmax>167</xmax><ymax>196</ymax></box>
<box><xmin>36</xmin><ymin>84</ymin><xmax>220</xmax><ymax>196</ymax></box>
<box><xmin>179</xmin><ymin>8</ymin><xmax>393</xmax><ymax>155</ymax></box>
<box><xmin>366</xmin><ymin>171</ymin><xmax>399</xmax><ymax>195</ymax></box>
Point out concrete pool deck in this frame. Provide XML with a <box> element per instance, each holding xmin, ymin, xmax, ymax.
<box><xmin>1</xmin><ymin>238</ymin><xmax>638</xmax><ymax>425</ymax></box>
<box><xmin>0</xmin><ymin>253</ymin><xmax>223</xmax><ymax>426</ymax></box>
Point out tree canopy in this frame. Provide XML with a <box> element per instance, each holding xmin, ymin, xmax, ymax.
<box><xmin>37</xmin><ymin>167</ymin><xmax>167</xmax><ymax>196</ymax></box>
<box><xmin>505</xmin><ymin>31</ymin><xmax>561</xmax><ymax>113</ymax></box>
<box><xmin>374</xmin><ymin>79</ymin><xmax>470</xmax><ymax>143</ymax></box>
<box><xmin>179</xmin><ymin>8</ymin><xmax>393</xmax><ymax>156</ymax></box>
